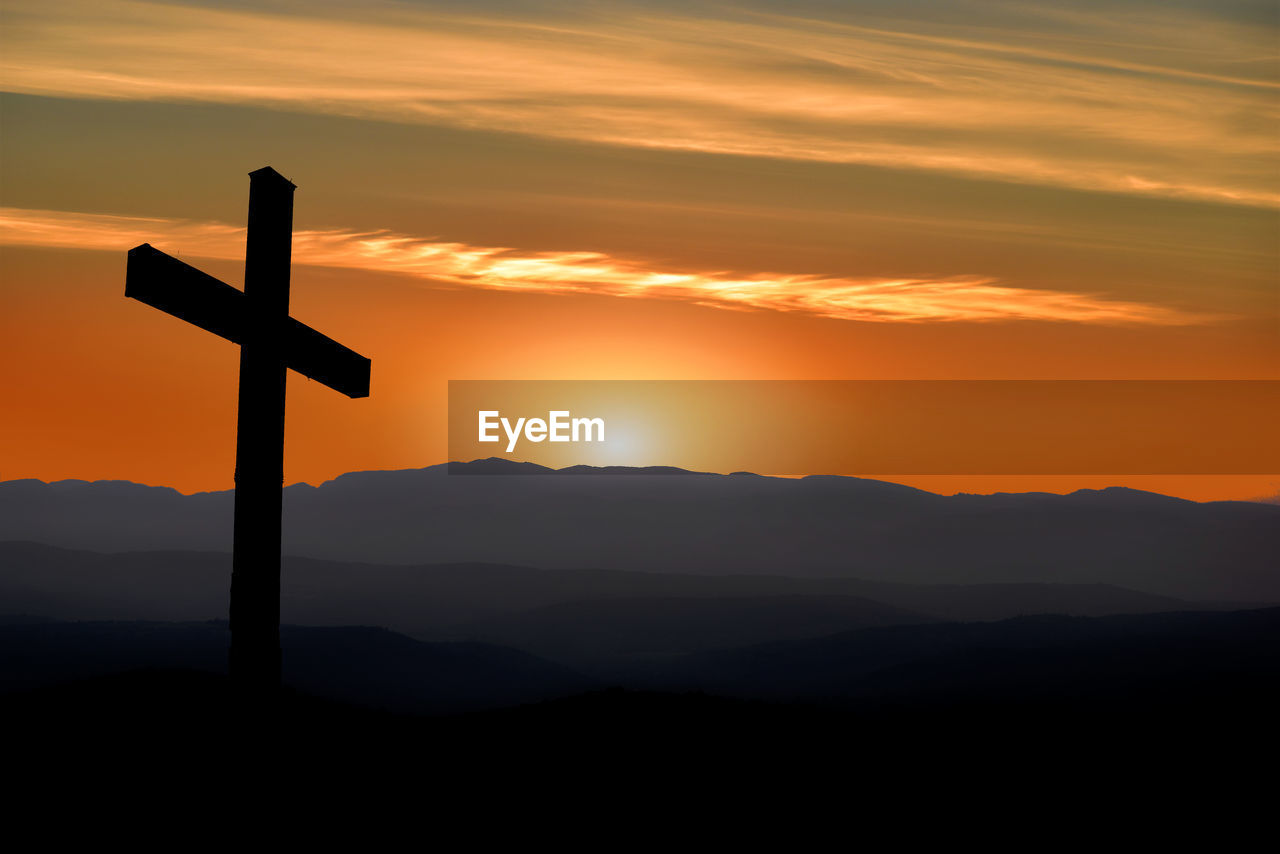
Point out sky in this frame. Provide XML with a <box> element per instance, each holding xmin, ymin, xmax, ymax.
<box><xmin>1</xmin><ymin>0</ymin><xmax>1277</xmax><ymax>500</ymax></box>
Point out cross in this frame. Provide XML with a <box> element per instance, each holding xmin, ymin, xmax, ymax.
<box><xmin>125</xmin><ymin>166</ymin><xmax>370</xmax><ymax>690</ymax></box>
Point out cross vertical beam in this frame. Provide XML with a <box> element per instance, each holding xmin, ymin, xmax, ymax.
<box><xmin>229</xmin><ymin>167</ymin><xmax>295</xmax><ymax>689</ymax></box>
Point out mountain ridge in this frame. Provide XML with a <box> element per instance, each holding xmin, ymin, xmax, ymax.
<box><xmin>3</xmin><ymin>463</ymin><xmax>1277</xmax><ymax>599</ymax></box>
<box><xmin>9</xmin><ymin>459</ymin><xmax>1244</xmax><ymax>502</ymax></box>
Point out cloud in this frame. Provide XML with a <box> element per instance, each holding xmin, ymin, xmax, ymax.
<box><xmin>0</xmin><ymin>205</ymin><xmax>1211</xmax><ymax>324</ymax></box>
<box><xmin>1</xmin><ymin>1</ymin><xmax>1276</xmax><ymax>207</ymax></box>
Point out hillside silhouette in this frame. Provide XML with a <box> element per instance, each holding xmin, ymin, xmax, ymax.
<box><xmin>5</xmin><ymin>460</ymin><xmax>1276</xmax><ymax>786</ymax></box>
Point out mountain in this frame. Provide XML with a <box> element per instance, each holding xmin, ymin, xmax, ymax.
<box><xmin>0</xmin><ymin>542</ymin><xmax>1213</xmax><ymax>667</ymax></box>
<box><xmin>2</xmin><ymin>461</ymin><xmax>1277</xmax><ymax>599</ymax></box>
<box><xmin>0</xmin><ymin>618</ymin><xmax>592</xmax><ymax>713</ymax></box>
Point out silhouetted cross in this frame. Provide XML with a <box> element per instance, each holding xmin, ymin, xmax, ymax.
<box><xmin>125</xmin><ymin>167</ymin><xmax>370</xmax><ymax>689</ymax></box>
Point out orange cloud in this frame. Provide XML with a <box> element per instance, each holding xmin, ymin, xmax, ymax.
<box><xmin>1</xmin><ymin>1</ymin><xmax>1275</xmax><ymax>207</ymax></box>
<box><xmin>0</xmin><ymin>206</ymin><xmax>1209</xmax><ymax>324</ymax></box>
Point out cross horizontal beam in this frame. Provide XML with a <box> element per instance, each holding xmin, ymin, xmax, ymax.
<box><xmin>126</xmin><ymin>243</ymin><xmax>370</xmax><ymax>398</ymax></box>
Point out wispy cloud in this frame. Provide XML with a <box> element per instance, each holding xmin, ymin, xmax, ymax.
<box><xmin>1</xmin><ymin>1</ymin><xmax>1276</xmax><ymax>207</ymax></box>
<box><xmin>0</xmin><ymin>206</ymin><xmax>1209</xmax><ymax>324</ymax></box>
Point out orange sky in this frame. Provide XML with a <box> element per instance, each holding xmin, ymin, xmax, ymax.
<box><xmin>1</xmin><ymin>1</ymin><xmax>1277</xmax><ymax>501</ymax></box>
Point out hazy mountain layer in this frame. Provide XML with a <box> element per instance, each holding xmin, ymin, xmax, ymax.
<box><xmin>2</xmin><ymin>541</ymin><xmax>1219</xmax><ymax>667</ymax></box>
<box><xmin>2</xmin><ymin>461</ymin><xmax>1276</xmax><ymax>599</ymax></box>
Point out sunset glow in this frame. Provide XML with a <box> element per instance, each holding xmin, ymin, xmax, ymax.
<box><xmin>1</xmin><ymin>0</ymin><xmax>1275</xmax><ymax>500</ymax></box>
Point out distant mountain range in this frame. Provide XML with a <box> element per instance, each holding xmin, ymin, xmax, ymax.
<box><xmin>2</xmin><ymin>460</ymin><xmax>1277</xmax><ymax>599</ymax></box>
